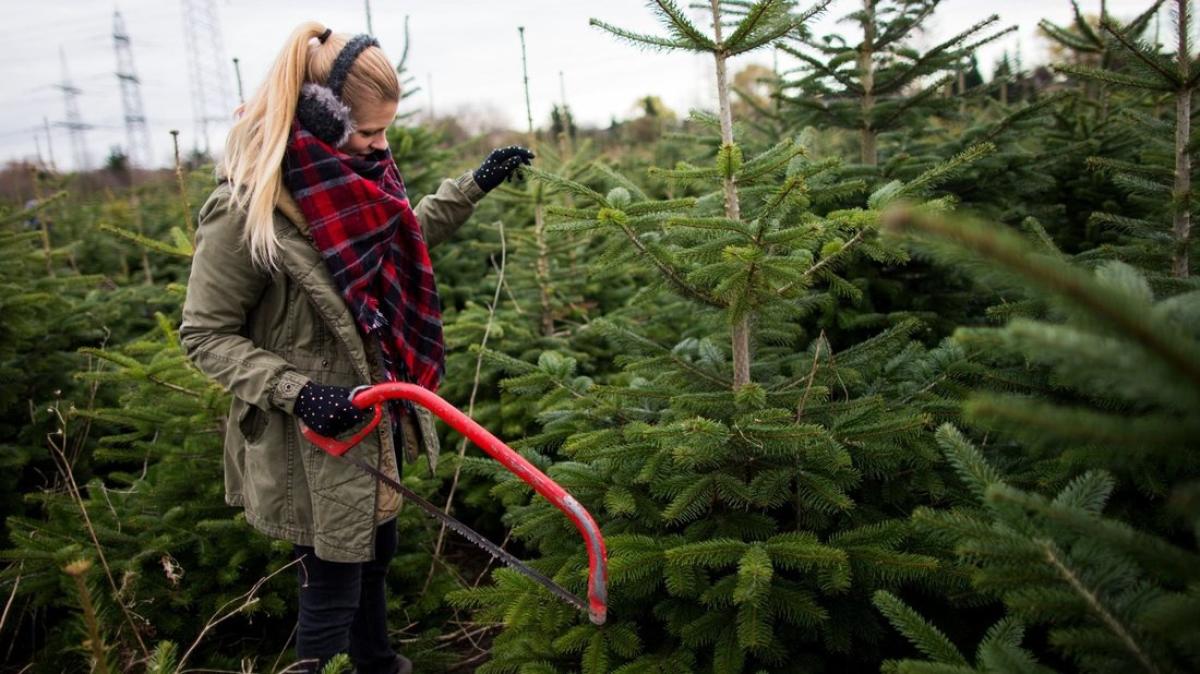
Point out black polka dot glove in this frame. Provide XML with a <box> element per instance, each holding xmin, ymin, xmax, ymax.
<box><xmin>472</xmin><ymin>146</ymin><xmax>535</xmax><ymax>192</ymax></box>
<box><xmin>294</xmin><ymin>382</ymin><xmax>367</xmax><ymax>439</ymax></box>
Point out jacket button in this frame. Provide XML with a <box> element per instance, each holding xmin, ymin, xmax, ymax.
<box><xmin>321</xmin><ymin>359</ymin><xmax>329</xmax><ymax>367</ymax></box>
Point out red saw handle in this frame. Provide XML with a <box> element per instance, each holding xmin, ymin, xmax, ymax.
<box><xmin>300</xmin><ymin>382</ymin><xmax>608</xmax><ymax>625</ymax></box>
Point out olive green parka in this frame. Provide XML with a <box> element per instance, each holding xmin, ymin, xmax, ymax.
<box><xmin>179</xmin><ymin>170</ymin><xmax>484</xmax><ymax>562</ymax></box>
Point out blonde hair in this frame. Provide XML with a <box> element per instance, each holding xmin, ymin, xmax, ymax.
<box><xmin>222</xmin><ymin>22</ymin><xmax>400</xmax><ymax>271</ymax></box>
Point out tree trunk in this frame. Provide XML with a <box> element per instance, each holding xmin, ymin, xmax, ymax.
<box><xmin>534</xmin><ymin>199</ymin><xmax>554</xmax><ymax>336</ymax></box>
<box><xmin>30</xmin><ymin>168</ymin><xmax>56</xmax><ymax>278</ymax></box>
<box><xmin>171</xmin><ymin>130</ymin><xmax>193</xmax><ymax>244</ymax></box>
<box><xmin>711</xmin><ymin>0</ymin><xmax>751</xmax><ymax>387</ymax></box>
<box><xmin>859</xmin><ymin>0</ymin><xmax>878</xmax><ymax>166</ymax></box>
<box><xmin>1174</xmin><ymin>0</ymin><xmax>1192</xmax><ymax>279</ymax></box>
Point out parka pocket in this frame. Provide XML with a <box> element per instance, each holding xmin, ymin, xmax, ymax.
<box><xmin>237</xmin><ymin>403</ymin><xmax>269</xmax><ymax>444</ymax></box>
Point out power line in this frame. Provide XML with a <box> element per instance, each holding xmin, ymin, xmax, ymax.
<box><xmin>181</xmin><ymin>0</ymin><xmax>233</xmax><ymax>154</ymax></box>
<box><xmin>54</xmin><ymin>47</ymin><xmax>92</xmax><ymax>171</ymax></box>
<box><xmin>113</xmin><ymin>10</ymin><xmax>154</xmax><ymax>167</ymax></box>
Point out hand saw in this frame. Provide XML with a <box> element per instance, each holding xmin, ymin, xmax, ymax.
<box><xmin>298</xmin><ymin>382</ymin><xmax>608</xmax><ymax>625</ymax></box>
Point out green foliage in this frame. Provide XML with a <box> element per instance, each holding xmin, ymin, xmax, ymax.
<box><xmin>779</xmin><ymin>0</ymin><xmax>1015</xmax><ymax>167</ymax></box>
<box><xmin>321</xmin><ymin>653</ymin><xmax>353</xmax><ymax>674</ymax></box>
<box><xmin>886</xmin><ymin>207</ymin><xmax>1200</xmax><ymax>489</ymax></box>
<box><xmin>881</xmin><ymin>204</ymin><xmax>1200</xmax><ymax>674</ymax></box>
<box><xmin>875</xmin><ymin>591</ymin><xmax>1054</xmax><ymax>674</ymax></box>
<box><xmin>4</xmin><ymin>1</ymin><xmax>1200</xmax><ymax>672</ymax></box>
<box><xmin>448</xmin><ymin>3</ymin><xmax>1007</xmax><ymax>672</ymax></box>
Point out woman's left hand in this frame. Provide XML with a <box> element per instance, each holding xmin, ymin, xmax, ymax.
<box><xmin>473</xmin><ymin>146</ymin><xmax>535</xmax><ymax>192</ymax></box>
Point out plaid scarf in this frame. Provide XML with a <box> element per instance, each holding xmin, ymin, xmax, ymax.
<box><xmin>282</xmin><ymin>120</ymin><xmax>444</xmax><ymax>395</ymax></box>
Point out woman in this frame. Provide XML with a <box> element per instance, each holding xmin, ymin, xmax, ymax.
<box><xmin>179</xmin><ymin>22</ymin><xmax>532</xmax><ymax>674</ymax></box>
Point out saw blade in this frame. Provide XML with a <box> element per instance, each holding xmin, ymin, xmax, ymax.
<box><xmin>341</xmin><ymin>453</ymin><xmax>587</xmax><ymax>614</ymax></box>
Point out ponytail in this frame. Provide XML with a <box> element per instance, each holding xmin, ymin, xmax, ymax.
<box><xmin>222</xmin><ymin>21</ymin><xmax>325</xmax><ymax>272</ymax></box>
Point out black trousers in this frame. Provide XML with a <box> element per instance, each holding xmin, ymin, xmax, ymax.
<box><xmin>293</xmin><ymin>518</ymin><xmax>399</xmax><ymax>674</ymax></box>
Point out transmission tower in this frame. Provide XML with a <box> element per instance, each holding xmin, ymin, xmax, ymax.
<box><xmin>43</xmin><ymin>117</ymin><xmax>58</xmax><ymax>173</ymax></box>
<box><xmin>113</xmin><ymin>11</ymin><xmax>154</xmax><ymax>168</ymax></box>
<box><xmin>181</xmin><ymin>0</ymin><xmax>233</xmax><ymax>155</ymax></box>
<box><xmin>54</xmin><ymin>47</ymin><xmax>92</xmax><ymax>172</ymax></box>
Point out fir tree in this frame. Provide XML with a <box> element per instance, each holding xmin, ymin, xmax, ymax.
<box><xmin>451</xmin><ymin>3</ymin><xmax>1003</xmax><ymax>671</ymax></box>
<box><xmin>778</xmin><ymin>0</ymin><xmax>1014</xmax><ymax>167</ymax></box>
<box><xmin>1052</xmin><ymin>0</ymin><xmax>1198</xmax><ymax>280</ymax></box>
<box><xmin>1027</xmin><ymin>1</ymin><xmax>1187</xmax><ymax>264</ymax></box>
<box><xmin>1039</xmin><ymin>0</ymin><xmax>1166</xmax><ymax>111</ymax></box>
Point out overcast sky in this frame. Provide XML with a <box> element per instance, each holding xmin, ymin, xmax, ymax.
<box><xmin>0</xmin><ymin>0</ymin><xmax>1170</xmax><ymax>171</ymax></box>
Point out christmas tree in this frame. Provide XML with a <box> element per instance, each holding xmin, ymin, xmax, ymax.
<box><xmin>451</xmin><ymin>3</ymin><xmax>1006</xmax><ymax>671</ymax></box>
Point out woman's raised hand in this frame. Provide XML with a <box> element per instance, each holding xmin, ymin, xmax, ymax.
<box><xmin>472</xmin><ymin>146</ymin><xmax>535</xmax><ymax>192</ymax></box>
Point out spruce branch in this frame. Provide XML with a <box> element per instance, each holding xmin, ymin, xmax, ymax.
<box><xmin>1099</xmin><ymin>19</ymin><xmax>1181</xmax><ymax>87</ymax></box>
<box><xmin>1038</xmin><ymin>540</ymin><xmax>1161</xmax><ymax>674</ymax></box>
<box><xmin>726</xmin><ymin>0</ymin><xmax>832</xmax><ymax>56</ymax></box>
<box><xmin>1070</xmin><ymin>0</ymin><xmax>1104</xmax><ymax>46</ymax></box>
<box><xmin>655</xmin><ymin>0</ymin><xmax>718</xmax><ymax>49</ymax></box>
<box><xmin>934</xmin><ymin>424</ymin><xmax>1004</xmax><ymax>499</ymax></box>
<box><xmin>609</xmin><ymin>215</ymin><xmax>725</xmax><ymax>308</ymax></box>
<box><xmin>665</xmin><ymin>216</ymin><xmax>756</xmax><ymax>239</ymax></box>
<box><xmin>874</xmin><ymin>74</ymin><xmax>956</xmax><ymax>128</ymax></box>
<box><xmin>882</xmin><ymin>207</ymin><xmax>1200</xmax><ymax>390</ymax></box>
<box><xmin>762</xmin><ymin>175</ymin><xmax>808</xmax><ymax>214</ymax></box>
<box><xmin>776</xmin><ymin>226</ymin><xmax>868</xmax><ymax>294</ymax></box>
<box><xmin>895</xmin><ymin>143</ymin><xmax>996</xmax><ymax>202</ymax></box>
<box><xmin>738</xmin><ymin>137</ymin><xmax>806</xmax><ymax>181</ymax></box>
<box><xmin>794</xmin><ymin>330</ymin><xmax>828</xmax><ymax>418</ymax></box>
<box><xmin>666</xmin><ymin>539</ymin><xmax>749</xmax><ymax>567</ymax></box>
<box><xmin>872</xmin><ymin>16</ymin><xmax>1007</xmax><ymax>96</ymax></box>
<box><xmin>1019</xmin><ymin>218</ymin><xmax>1066</xmax><ymax>260</ymax></box>
<box><xmin>0</xmin><ymin>190</ymin><xmax>67</xmax><ymax>227</ymax></box>
<box><xmin>97</xmin><ymin>223</ymin><xmax>193</xmax><ymax>258</ymax></box>
<box><xmin>144</xmin><ymin>641</ymin><xmax>178</xmax><ymax>674</ymax></box>
<box><xmin>976</xmin><ymin>92</ymin><xmax>1069</xmax><ymax>144</ymax></box>
<box><xmin>723</xmin><ymin>0</ymin><xmax>787</xmax><ymax>52</ymax></box>
<box><xmin>626</xmin><ymin>198</ymin><xmax>698</xmax><ymax>216</ymax></box>
<box><xmin>873</xmin><ymin>590</ymin><xmax>969</xmax><ymax>666</ymax></box>
<box><xmin>588</xmin><ymin>19</ymin><xmax>691</xmax><ymax>51</ymax></box>
<box><xmin>777</xmin><ymin>44</ymin><xmax>866</xmax><ymax>94</ymax></box>
<box><xmin>648</xmin><ymin>163</ymin><xmax>723</xmax><ymax>182</ymax></box>
<box><xmin>963</xmin><ymin>393</ymin><xmax>1198</xmax><ymax>456</ymax></box>
<box><xmin>1040</xmin><ymin>18</ymin><xmax>1100</xmax><ymax>53</ymax></box>
<box><xmin>1052</xmin><ymin>64</ymin><xmax>1172</xmax><ymax>92</ymax></box>
<box><xmin>1128</xmin><ymin>0</ymin><xmax>1170</xmax><ymax>37</ymax></box>
<box><xmin>1086</xmin><ymin>156</ymin><xmax>1174</xmax><ymax>179</ymax></box>
<box><xmin>170</xmin><ymin>130</ymin><xmax>193</xmax><ymax>244</ymax></box>
<box><xmin>525</xmin><ymin>165</ymin><xmax>608</xmax><ymax>207</ymax></box>
<box><xmin>63</xmin><ymin>560</ymin><xmax>111</xmax><ymax>674</ymax></box>
<box><xmin>593</xmin><ymin>319</ymin><xmax>731</xmax><ymax>388</ymax></box>
<box><xmin>988</xmin><ymin>484</ymin><xmax>1200</xmax><ymax>585</ymax></box>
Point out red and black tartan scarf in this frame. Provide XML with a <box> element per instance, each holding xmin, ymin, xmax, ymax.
<box><xmin>282</xmin><ymin>120</ymin><xmax>444</xmax><ymax>394</ymax></box>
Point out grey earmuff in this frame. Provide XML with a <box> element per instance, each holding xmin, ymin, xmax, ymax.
<box><xmin>295</xmin><ymin>33</ymin><xmax>380</xmax><ymax>147</ymax></box>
